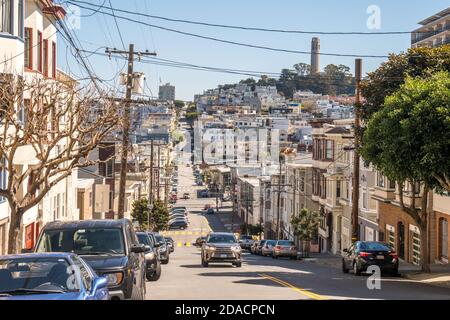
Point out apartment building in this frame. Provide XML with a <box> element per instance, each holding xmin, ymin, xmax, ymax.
<box><xmin>237</xmin><ymin>176</ymin><xmax>261</xmax><ymax>227</ymax></box>
<box><xmin>411</xmin><ymin>7</ymin><xmax>450</xmax><ymax>48</ymax></box>
<box><xmin>159</xmin><ymin>83</ymin><xmax>175</xmax><ymax>101</ymax></box>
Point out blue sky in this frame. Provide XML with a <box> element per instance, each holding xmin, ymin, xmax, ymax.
<box><xmin>58</xmin><ymin>0</ymin><xmax>448</xmax><ymax>100</ymax></box>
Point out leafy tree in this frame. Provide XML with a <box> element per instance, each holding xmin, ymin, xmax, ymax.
<box><xmin>290</xmin><ymin>208</ymin><xmax>319</xmax><ymax>257</ymax></box>
<box><xmin>361</xmin><ymin>45</ymin><xmax>450</xmax><ymax>120</ymax></box>
<box><xmin>360</xmin><ymin>71</ymin><xmax>450</xmax><ymax>272</ymax></box>
<box><xmin>131</xmin><ymin>198</ymin><xmax>151</xmax><ymax>230</ymax></box>
<box><xmin>293</xmin><ymin>63</ymin><xmax>311</xmax><ymax>76</ymax></box>
<box><xmin>149</xmin><ymin>200</ymin><xmax>170</xmax><ymax>232</ymax></box>
<box><xmin>174</xmin><ymin>100</ymin><xmax>185</xmax><ymax>109</ymax></box>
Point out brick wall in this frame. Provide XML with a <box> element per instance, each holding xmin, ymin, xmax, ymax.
<box><xmin>435</xmin><ymin>211</ymin><xmax>450</xmax><ymax>263</ymax></box>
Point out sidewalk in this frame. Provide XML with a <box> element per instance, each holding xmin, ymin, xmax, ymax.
<box><xmin>302</xmin><ymin>252</ymin><xmax>450</xmax><ymax>289</ymax></box>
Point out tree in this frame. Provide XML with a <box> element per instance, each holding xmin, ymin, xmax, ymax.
<box><xmin>174</xmin><ymin>100</ymin><xmax>184</xmax><ymax>109</ymax></box>
<box><xmin>0</xmin><ymin>76</ymin><xmax>119</xmax><ymax>253</ymax></box>
<box><xmin>131</xmin><ymin>198</ymin><xmax>150</xmax><ymax>230</ymax></box>
<box><xmin>293</xmin><ymin>63</ymin><xmax>311</xmax><ymax>76</ymax></box>
<box><xmin>361</xmin><ymin>45</ymin><xmax>450</xmax><ymax>120</ymax></box>
<box><xmin>149</xmin><ymin>200</ymin><xmax>169</xmax><ymax>232</ymax></box>
<box><xmin>360</xmin><ymin>71</ymin><xmax>450</xmax><ymax>272</ymax></box>
<box><xmin>290</xmin><ymin>208</ymin><xmax>319</xmax><ymax>257</ymax></box>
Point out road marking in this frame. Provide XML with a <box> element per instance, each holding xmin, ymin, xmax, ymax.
<box><xmin>177</xmin><ymin>242</ymin><xmax>182</xmax><ymax>247</ymax></box>
<box><xmin>258</xmin><ymin>273</ymin><xmax>327</xmax><ymax>300</ymax></box>
<box><xmin>186</xmin><ymin>242</ymin><xmax>191</xmax><ymax>247</ymax></box>
<box><xmin>187</xmin><ymin>231</ymin><xmax>193</xmax><ymax>235</ymax></box>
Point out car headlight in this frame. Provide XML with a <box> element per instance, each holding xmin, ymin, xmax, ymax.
<box><xmin>205</xmin><ymin>245</ymin><xmax>216</xmax><ymax>251</ymax></box>
<box><xmin>105</xmin><ymin>272</ymin><xmax>124</xmax><ymax>286</ymax></box>
<box><xmin>147</xmin><ymin>252</ymin><xmax>155</xmax><ymax>260</ymax></box>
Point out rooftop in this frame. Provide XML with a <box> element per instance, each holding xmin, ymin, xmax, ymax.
<box><xmin>418</xmin><ymin>7</ymin><xmax>450</xmax><ymax>26</ymax></box>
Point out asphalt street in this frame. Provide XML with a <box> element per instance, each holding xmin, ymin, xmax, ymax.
<box><xmin>145</xmin><ymin>124</ymin><xmax>450</xmax><ymax>300</ymax></box>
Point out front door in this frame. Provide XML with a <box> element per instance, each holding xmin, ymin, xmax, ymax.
<box><xmin>398</xmin><ymin>222</ymin><xmax>405</xmax><ymax>260</ymax></box>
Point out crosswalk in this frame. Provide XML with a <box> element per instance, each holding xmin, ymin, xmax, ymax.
<box><xmin>161</xmin><ymin>230</ymin><xmax>210</xmax><ymax>237</ymax></box>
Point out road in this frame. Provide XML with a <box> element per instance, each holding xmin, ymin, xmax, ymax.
<box><xmin>145</xmin><ymin>123</ymin><xmax>450</xmax><ymax>300</ymax></box>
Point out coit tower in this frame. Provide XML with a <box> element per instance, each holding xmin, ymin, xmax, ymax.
<box><xmin>311</xmin><ymin>37</ymin><xmax>320</xmax><ymax>75</ymax></box>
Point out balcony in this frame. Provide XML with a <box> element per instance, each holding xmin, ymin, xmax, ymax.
<box><xmin>412</xmin><ymin>23</ymin><xmax>450</xmax><ymax>44</ymax></box>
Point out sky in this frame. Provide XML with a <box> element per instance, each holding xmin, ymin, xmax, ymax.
<box><xmin>57</xmin><ymin>0</ymin><xmax>449</xmax><ymax>100</ymax></box>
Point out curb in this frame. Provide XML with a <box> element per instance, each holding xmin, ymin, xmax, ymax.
<box><xmin>400</xmin><ymin>272</ymin><xmax>450</xmax><ymax>289</ymax></box>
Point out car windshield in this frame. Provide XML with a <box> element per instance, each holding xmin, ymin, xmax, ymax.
<box><xmin>266</xmin><ymin>240</ymin><xmax>276</xmax><ymax>246</ymax></box>
<box><xmin>260</xmin><ymin>240</ymin><xmax>267</xmax><ymax>245</ymax></box>
<box><xmin>359</xmin><ymin>242</ymin><xmax>391</xmax><ymax>251</ymax></box>
<box><xmin>208</xmin><ymin>234</ymin><xmax>237</xmax><ymax>244</ymax></box>
<box><xmin>155</xmin><ymin>235</ymin><xmax>166</xmax><ymax>244</ymax></box>
<box><xmin>36</xmin><ymin>228</ymin><xmax>125</xmax><ymax>255</ymax></box>
<box><xmin>137</xmin><ymin>234</ymin><xmax>151</xmax><ymax>246</ymax></box>
<box><xmin>278</xmin><ymin>241</ymin><xmax>294</xmax><ymax>246</ymax></box>
<box><xmin>0</xmin><ymin>257</ymin><xmax>80</xmax><ymax>294</ymax></box>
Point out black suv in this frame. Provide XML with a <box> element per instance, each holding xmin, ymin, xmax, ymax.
<box><xmin>136</xmin><ymin>232</ymin><xmax>161</xmax><ymax>281</ymax></box>
<box><xmin>35</xmin><ymin>219</ymin><xmax>147</xmax><ymax>300</ymax></box>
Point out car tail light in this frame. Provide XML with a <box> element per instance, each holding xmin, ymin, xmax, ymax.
<box><xmin>389</xmin><ymin>252</ymin><xmax>398</xmax><ymax>259</ymax></box>
<box><xmin>359</xmin><ymin>252</ymin><xmax>372</xmax><ymax>257</ymax></box>
<box><xmin>275</xmin><ymin>245</ymin><xmax>281</xmax><ymax>250</ymax></box>
<box><xmin>291</xmin><ymin>246</ymin><xmax>297</xmax><ymax>251</ymax></box>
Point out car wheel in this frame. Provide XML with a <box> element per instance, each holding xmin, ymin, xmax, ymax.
<box><xmin>201</xmin><ymin>258</ymin><xmax>209</xmax><ymax>267</ymax></box>
<box><xmin>342</xmin><ymin>259</ymin><xmax>349</xmax><ymax>273</ymax></box>
<box><xmin>147</xmin><ymin>263</ymin><xmax>162</xmax><ymax>281</ymax></box>
<box><xmin>234</xmin><ymin>261</ymin><xmax>242</xmax><ymax>268</ymax></box>
<box><xmin>353</xmin><ymin>261</ymin><xmax>361</xmax><ymax>276</ymax></box>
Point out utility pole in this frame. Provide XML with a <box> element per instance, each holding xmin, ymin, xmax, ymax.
<box><xmin>276</xmin><ymin>154</ymin><xmax>284</xmax><ymax>240</ymax></box>
<box><xmin>157</xmin><ymin>144</ymin><xmax>161</xmax><ymax>201</ymax></box>
<box><xmin>351</xmin><ymin>58</ymin><xmax>362</xmax><ymax>243</ymax></box>
<box><xmin>149</xmin><ymin>140</ymin><xmax>154</xmax><ymax>205</ymax></box>
<box><xmin>106</xmin><ymin>45</ymin><xmax>156</xmax><ymax>219</ymax></box>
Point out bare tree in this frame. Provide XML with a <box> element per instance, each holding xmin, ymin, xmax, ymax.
<box><xmin>0</xmin><ymin>74</ymin><xmax>119</xmax><ymax>253</ymax></box>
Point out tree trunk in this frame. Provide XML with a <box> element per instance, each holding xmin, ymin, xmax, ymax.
<box><xmin>419</xmin><ymin>221</ymin><xmax>430</xmax><ymax>273</ymax></box>
<box><xmin>7</xmin><ymin>206</ymin><xmax>21</xmax><ymax>254</ymax></box>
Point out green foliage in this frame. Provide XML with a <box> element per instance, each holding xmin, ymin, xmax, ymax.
<box><xmin>131</xmin><ymin>198</ymin><xmax>169</xmax><ymax>231</ymax></box>
<box><xmin>290</xmin><ymin>208</ymin><xmax>319</xmax><ymax>241</ymax></box>
<box><xmin>131</xmin><ymin>198</ymin><xmax>150</xmax><ymax>230</ymax></box>
<box><xmin>361</xmin><ymin>45</ymin><xmax>450</xmax><ymax>120</ymax></box>
<box><xmin>360</xmin><ymin>71</ymin><xmax>450</xmax><ymax>192</ymax></box>
<box><xmin>240</xmin><ymin>224</ymin><xmax>263</xmax><ymax>236</ymax></box>
<box><xmin>174</xmin><ymin>100</ymin><xmax>185</xmax><ymax>109</ymax></box>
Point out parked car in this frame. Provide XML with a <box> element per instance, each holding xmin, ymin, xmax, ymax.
<box><xmin>35</xmin><ymin>219</ymin><xmax>147</xmax><ymax>300</ymax></box>
<box><xmin>272</xmin><ymin>240</ymin><xmax>297</xmax><ymax>260</ymax></box>
<box><xmin>201</xmin><ymin>232</ymin><xmax>242</xmax><ymax>267</ymax></box>
<box><xmin>169</xmin><ymin>213</ymin><xmax>187</xmax><ymax>220</ymax></box>
<box><xmin>255</xmin><ymin>240</ymin><xmax>267</xmax><ymax>255</ymax></box>
<box><xmin>238</xmin><ymin>235</ymin><xmax>254</xmax><ymax>250</ymax></box>
<box><xmin>205</xmin><ymin>208</ymin><xmax>215</xmax><ymax>215</ymax></box>
<box><xmin>182</xmin><ymin>193</ymin><xmax>190</xmax><ymax>199</ymax></box>
<box><xmin>165</xmin><ymin>237</ymin><xmax>175</xmax><ymax>253</ymax></box>
<box><xmin>152</xmin><ymin>234</ymin><xmax>170</xmax><ymax>264</ymax></box>
<box><xmin>0</xmin><ymin>253</ymin><xmax>109</xmax><ymax>300</ymax></box>
<box><xmin>170</xmin><ymin>206</ymin><xmax>187</xmax><ymax>213</ymax></box>
<box><xmin>342</xmin><ymin>241</ymin><xmax>399</xmax><ymax>276</ymax></box>
<box><xmin>136</xmin><ymin>232</ymin><xmax>161</xmax><ymax>281</ymax></box>
<box><xmin>261</xmin><ymin>240</ymin><xmax>277</xmax><ymax>257</ymax></box>
<box><xmin>168</xmin><ymin>220</ymin><xmax>188</xmax><ymax>230</ymax></box>
<box><xmin>195</xmin><ymin>236</ymin><xmax>207</xmax><ymax>247</ymax></box>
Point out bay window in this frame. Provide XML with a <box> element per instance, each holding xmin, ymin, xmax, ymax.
<box><xmin>0</xmin><ymin>0</ymin><xmax>12</xmax><ymax>34</ymax></box>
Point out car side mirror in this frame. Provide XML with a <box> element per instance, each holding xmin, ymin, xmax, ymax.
<box><xmin>131</xmin><ymin>244</ymin><xmax>146</xmax><ymax>253</ymax></box>
<box><xmin>92</xmin><ymin>276</ymin><xmax>108</xmax><ymax>292</ymax></box>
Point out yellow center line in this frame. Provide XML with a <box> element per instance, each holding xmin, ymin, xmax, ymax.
<box><xmin>259</xmin><ymin>273</ymin><xmax>327</xmax><ymax>300</ymax></box>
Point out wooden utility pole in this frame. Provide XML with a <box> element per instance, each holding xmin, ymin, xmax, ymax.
<box><xmin>149</xmin><ymin>140</ymin><xmax>154</xmax><ymax>204</ymax></box>
<box><xmin>105</xmin><ymin>45</ymin><xmax>156</xmax><ymax>219</ymax></box>
<box><xmin>351</xmin><ymin>58</ymin><xmax>362</xmax><ymax>243</ymax></box>
<box><xmin>157</xmin><ymin>144</ymin><xmax>161</xmax><ymax>200</ymax></box>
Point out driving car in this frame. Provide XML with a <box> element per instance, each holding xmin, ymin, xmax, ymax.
<box><xmin>165</xmin><ymin>237</ymin><xmax>175</xmax><ymax>253</ymax></box>
<box><xmin>201</xmin><ymin>232</ymin><xmax>242</xmax><ymax>267</ymax></box>
<box><xmin>35</xmin><ymin>219</ymin><xmax>147</xmax><ymax>300</ymax></box>
<box><xmin>342</xmin><ymin>241</ymin><xmax>399</xmax><ymax>276</ymax></box>
<box><xmin>168</xmin><ymin>220</ymin><xmax>188</xmax><ymax>230</ymax></box>
<box><xmin>238</xmin><ymin>235</ymin><xmax>255</xmax><ymax>251</ymax></box>
<box><xmin>261</xmin><ymin>240</ymin><xmax>277</xmax><ymax>257</ymax></box>
<box><xmin>136</xmin><ymin>232</ymin><xmax>161</xmax><ymax>281</ymax></box>
<box><xmin>0</xmin><ymin>253</ymin><xmax>109</xmax><ymax>300</ymax></box>
<box><xmin>152</xmin><ymin>234</ymin><xmax>170</xmax><ymax>264</ymax></box>
<box><xmin>272</xmin><ymin>240</ymin><xmax>297</xmax><ymax>260</ymax></box>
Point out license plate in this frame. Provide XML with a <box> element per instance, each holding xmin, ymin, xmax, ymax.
<box><xmin>220</xmin><ymin>254</ymin><xmax>227</xmax><ymax>258</ymax></box>
<box><xmin>377</xmin><ymin>255</ymin><xmax>384</xmax><ymax>259</ymax></box>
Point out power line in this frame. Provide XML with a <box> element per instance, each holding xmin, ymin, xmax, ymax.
<box><xmin>68</xmin><ymin>0</ymin><xmax>425</xmax><ymax>36</ymax></box>
<box><xmin>67</xmin><ymin>1</ymin><xmax>389</xmax><ymax>59</ymax></box>
<box><xmin>108</xmin><ymin>0</ymin><xmax>126</xmax><ymax>50</ymax></box>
